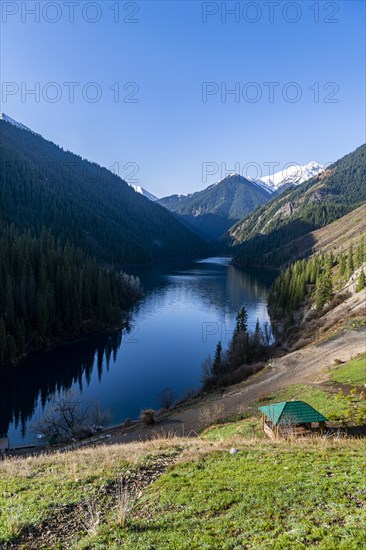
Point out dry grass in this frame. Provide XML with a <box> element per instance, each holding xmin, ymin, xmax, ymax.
<box><xmin>115</xmin><ymin>480</ymin><xmax>136</xmax><ymax>529</ymax></box>
<box><xmin>0</xmin><ymin>437</ymin><xmax>186</xmax><ymax>479</ymax></box>
<box><xmin>6</xmin><ymin>434</ymin><xmax>362</xmax><ymax>482</ymax></box>
<box><xmin>83</xmin><ymin>499</ymin><xmax>101</xmax><ymax>536</ymax></box>
<box><xmin>5</xmin><ymin>436</ymin><xmax>358</xmax><ymax>479</ymax></box>
<box><xmin>199</xmin><ymin>400</ymin><xmax>226</xmax><ymax>427</ymax></box>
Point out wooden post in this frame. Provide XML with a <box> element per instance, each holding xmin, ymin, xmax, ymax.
<box><xmin>319</xmin><ymin>421</ymin><xmax>325</xmax><ymax>434</ymax></box>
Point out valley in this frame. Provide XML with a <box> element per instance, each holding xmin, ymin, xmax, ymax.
<box><xmin>0</xmin><ymin>116</ymin><xmax>365</xmax><ymax>550</ymax></box>
<box><xmin>1</xmin><ymin>5</ymin><xmax>365</xmax><ymax>548</ymax></box>
<box><xmin>0</xmin><ymin>257</ymin><xmax>275</xmax><ymax>447</ymax></box>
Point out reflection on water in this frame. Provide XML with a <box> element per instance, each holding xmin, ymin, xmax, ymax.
<box><xmin>1</xmin><ymin>258</ymin><xmax>276</xmax><ymax>445</ymax></box>
<box><xmin>0</xmin><ymin>333</ymin><xmax>122</xmax><ymax>440</ymax></box>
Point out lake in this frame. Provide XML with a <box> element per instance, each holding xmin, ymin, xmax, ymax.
<box><xmin>0</xmin><ymin>258</ymin><xmax>276</xmax><ymax>446</ymax></box>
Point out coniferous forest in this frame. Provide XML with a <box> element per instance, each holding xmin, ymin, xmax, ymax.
<box><xmin>0</xmin><ymin>120</ymin><xmax>210</xmax><ymax>367</ymax></box>
<box><xmin>268</xmin><ymin>237</ymin><xmax>366</xmax><ymax>327</ymax></box>
<box><xmin>0</xmin><ymin>224</ymin><xmax>141</xmax><ymax>366</ymax></box>
<box><xmin>0</xmin><ymin>120</ymin><xmax>209</xmax><ymax>265</ymax></box>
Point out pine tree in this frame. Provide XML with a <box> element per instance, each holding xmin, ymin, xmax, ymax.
<box><xmin>323</xmin><ymin>268</ymin><xmax>333</xmax><ymax>303</ymax></box>
<box><xmin>355</xmin><ymin>238</ymin><xmax>365</xmax><ymax>267</ymax></box>
<box><xmin>212</xmin><ymin>341</ymin><xmax>223</xmax><ymax>376</ymax></box>
<box><xmin>356</xmin><ymin>269</ymin><xmax>366</xmax><ymax>292</ymax></box>
<box><xmin>250</xmin><ymin>318</ymin><xmax>263</xmax><ymax>361</ymax></box>
<box><xmin>253</xmin><ymin>318</ymin><xmax>261</xmax><ymax>348</ymax></box>
<box><xmin>338</xmin><ymin>251</ymin><xmax>346</xmax><ymax>278</ymax></box>
<box><xmin>234</xmin><ymin>306</ymin><xmax>248</xmax><ymax>336</ymax></box>
<box><xmin>316</xmin><ymin>268</ymin><xmax>333</xmax><ymax>310</ymax></box>
<box><xmin>346</xmin><ymin>244</ymin><xmax>355</xmax><ymax>280</ymax></box>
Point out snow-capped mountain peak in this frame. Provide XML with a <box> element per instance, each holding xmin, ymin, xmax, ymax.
<box><xmin>130</xmin><ymin>184</ymin><xmax>158</xmax><ymax>202</ymax></box>
<box><xmin>0</xmin><ymin>113</ymin><xmax>39</xmax><ymax>135</ymax></box>
<box><xmin>261</xmin><ymin>161</ymin><xmax>324</xmax><ymax>190</ymax></box>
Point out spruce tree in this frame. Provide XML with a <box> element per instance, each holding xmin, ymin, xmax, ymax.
<box><xmin>316</xmin><ymin>268</ymin><xmax>333</xmax><ymax>310</ymax></box>
<box><xmin>212</xmin><ymin>341</ymin><xmax>223</xmax><ymax>376</ymax></box>
<box><xmin>253</xmin><ymin>318</ymin><xmax>261</xmax><ymax>348</ymax></box>
<box><xmin>234</xmin><ymin>306</ymin><xmax>248</xmax><ymax>336</ymax></box>
<box><xmin>346</xmin><ymin>244</ymin><xmax>355</xmax><ymax>280</ymax></box>
<box><xmin>356</xmin><ymin>269</ymin><xmax>366</xmax><ymax>292</ymax></box>
<box><xmin>338</xmin><ymin>251</ymin><xmax>346</xmax><ymax>278</ymax></box>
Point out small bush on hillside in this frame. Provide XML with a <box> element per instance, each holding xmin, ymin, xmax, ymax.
<box><xmin>140</xmin><ymin>409</ymin><xmax>155</xmax><ymax>426</ymax></box>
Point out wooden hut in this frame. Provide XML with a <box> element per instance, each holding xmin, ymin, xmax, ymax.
<box><xmin>259</xmin><ymin>401</ymin><xmax>327</xmax><ymax>439</ymax></box>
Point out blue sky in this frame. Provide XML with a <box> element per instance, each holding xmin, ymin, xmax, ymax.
<box><xmin>1</xmin><ymin>1</ymin><xmax>365</xmax><ymax>196</ymax></box>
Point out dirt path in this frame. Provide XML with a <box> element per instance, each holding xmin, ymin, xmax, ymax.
<box><xmin>103</xmin><ymin>328</ymin><xmax>365</xmax><ymax>445</ymax></box>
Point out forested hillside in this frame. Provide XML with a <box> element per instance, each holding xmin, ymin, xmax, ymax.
<box><xmin>0</xmin><ymin>120</ymin><xmax>208</xmax><ymax>265</ymax></box>
<box><xmin>248</xmin><ymin>204</ymin><xmax>366</xmax><ymax>269</ymax></box>
<box><xmin>0</xmin><ymin>225</ymin><xmax>141</xmax><ymax>366</ymax></box>
<box><xmin>0</xmin><ymin>118</ymin><xmax>211</xmax><ymax>366</ymax></box>
<box><xmin>225</xmin><ymin>144</ymin><xmax>366</xmax><ymax>267</ymax></box>
<box><xmin>158</xmin><ymin>174</ymin><xmax>271</xmax><ymax>240</ymax></box>
<box><xmin>269</xmin><ymin>235</ymin><xmax>366</xmax><ymax>343</ymax></box>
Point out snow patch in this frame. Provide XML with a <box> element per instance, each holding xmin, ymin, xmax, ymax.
<box><xmin>0</xmin><ymin>113</ymin><xmax>39</xmax><ymax>136</ymax></box>
<box><xmin>130</xmin><ymin>184</ymin><xmax>158</xmax><ymax>201</ymax></box>
<box><xmin>261</xmin><ymin>161</ymin><xmax>324</xmax><ymax>190</ymax></box>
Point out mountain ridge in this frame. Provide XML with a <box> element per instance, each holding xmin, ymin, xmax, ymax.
<box><xmin>261</xmin><ymin>161</ymin><xmax>324</xmax><ymax>190</ymax></box>
<box><xmin>0</xmin><ymin>115</ymin><xmax>209</xmax><ymax>265</ymax></box>
<box><xmin>0</xmin><ymin>112</ymin><xmax>39</xmax><ymax>135</ymax></box>
<box><xmin>157</xmin><ymin>173</ymin><xmax>272</xmax><ymax>240</ymax></box>
<box><xmin>225</xmin><ymin>144</ymin><xmax>366</xmax><ymax>267</ymax></box>
<box><xmin>131</xmin><ymin>185</ymin><xmax>158</xmax><ymax>201</ymax></box>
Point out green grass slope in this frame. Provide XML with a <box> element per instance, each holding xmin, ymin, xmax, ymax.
<box><xmin>1</xmin><ymin>355</ymin><xmax>366</xmax><ymax>549</ymax></box>
<box><xmin>331</xmin><ymin>354</ymin><xmax>366</xmax><ymax>386</ymax></box>
<box><xmin>1</xmin><ymin>439</ymin><xmax>365</xmax><ymax>549</ymax></box>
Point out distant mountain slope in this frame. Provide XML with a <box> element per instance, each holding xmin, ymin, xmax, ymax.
<box><xmin>0</xmin><ymin>116</ymin><xmax>208</xmax><ymax>264</ymax></box>
<box><xmin>131</xmin><ymin>185</ymin><xmax>158</xmax><ymax>201</ymax></box>
<box><xmin>158</xmin><ymin>174</ymin><xmax>272</xmax><ymax>240</ymax></box>
<box><xmin>225</xmin><ymin>144</ymin><xmax>366</xmax><ymax>267</ymax></box>
<box><xmin>0</xmin><ymin>112</ymin><xmax>39</xmax><ymax>135</ymax></box>
<box><xmin>259</xmin><ymin>205</ymin><xmax>366</xmax><ymax>269</ymax></box>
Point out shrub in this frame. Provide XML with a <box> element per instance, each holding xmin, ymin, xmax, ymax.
<box><xmin>140</xmin><ymin>409</ymin><xmax>155</xmax><ymax>427</ymax></box>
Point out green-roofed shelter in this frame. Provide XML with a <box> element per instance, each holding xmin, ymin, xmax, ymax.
<box><xmin>259</xmin><ymin>401</ymin><xmax>327</xmax><ymax>438</ymax></box>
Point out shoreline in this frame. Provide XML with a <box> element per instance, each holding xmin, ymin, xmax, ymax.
<box><xmin>5</xmin><ymin>325</ymin><xmax>365</xmax><ymax>457</ymax></box>
<box><xmin>0</xmin><ymin>320</ymin><xmax>130</xmax><ymax>372</ymax></box>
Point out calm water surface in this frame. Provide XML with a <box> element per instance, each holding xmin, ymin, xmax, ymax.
<box><xmin>0</xmin><ymin>258</ymin><xmax>276</xmax><ymax>445</ymax></box>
